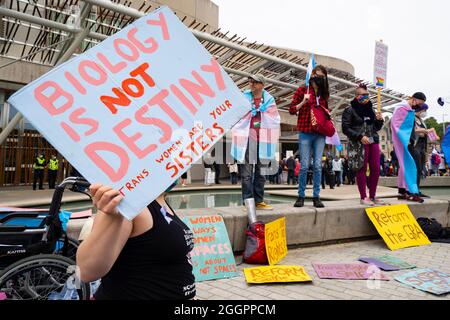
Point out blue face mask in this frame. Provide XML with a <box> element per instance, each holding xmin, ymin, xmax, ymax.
<box><xmin>165</xmin><ymin>181</ymin><xmax>178</xmax><ymax>193</ymax></box>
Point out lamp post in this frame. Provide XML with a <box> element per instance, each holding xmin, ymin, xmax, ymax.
<box><xmin>443</xmin><ymin>113</ymin><xmax>449</xmax><ymax>136</ymax></box>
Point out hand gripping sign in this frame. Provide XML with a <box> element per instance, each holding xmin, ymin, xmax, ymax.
<box><xmin>8</xmin><ymin>7</ymin><xmax>251</xmax><ymax>220</ymax></box>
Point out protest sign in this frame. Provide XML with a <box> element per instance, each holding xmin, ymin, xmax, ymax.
<box><xmin>395</xmin><ymin>269</ymin><xmax>450</xmax><ymax>295</ymax></box>
<box><xmin>374</xmin><ymin>40</ymin><xmax>388</xmax><ymax>89</ymax></box>
<box><xmin>312</xmin><ymin>263</ymin><xmax>389</xmax><ymax>280</ymax></box>
<box><xmin>359</xmin><ymin>255</ymin><xmax>415</xmax><ymax>271</ymax></box>
<box><xmin>365</xmin><ymin>204</ymin><xmax>431</xmax><ymax>250</ymax></box>
<box><xmin>8</xmin><ymin>7</ymin><xmax>251</xmax><ymax>220</ymax></box>
<box><xmin>358</xmin><ymin>257</ymin><xmax>400</xmax><ymax>271</ymax></box>
<box><xmin>182</xmin><ymin>215</ymin><xmax>238</xmax><ymax>282</ymax></box>
<box><xmin>427</xmin><ymin>128</ymin><xmax>439</xmax><ymax>142</ymax></box>
<box><xmin>265</xmin><ymin>217</ymin><xmax>288</xmax><ymax>265</ymax></box>
<box><xmin>243</xmin><ymin>266</ymin><xmax>312</xmax><ymax>284</ymax></box>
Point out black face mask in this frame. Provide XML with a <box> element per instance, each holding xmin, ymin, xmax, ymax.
<box><xmin>311</xmin><ymin>76</ymin><xmax>325</xmax><ymax>88</ymax></box>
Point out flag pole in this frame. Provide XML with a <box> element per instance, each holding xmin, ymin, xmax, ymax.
<box><xmin>377</xmin><ymin>87</ymin><xmax>381</xmax><ymax>113</ymax></box>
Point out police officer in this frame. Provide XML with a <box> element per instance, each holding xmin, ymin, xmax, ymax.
<box><xmin>48</xmin><ymin>155</ymin><xmax>59</xmax><ymax>189</ymax></box>
<box><xmin>33</xmin><ymin>152</ymin><xmax>46</xmax><ymax>190</ymax></box>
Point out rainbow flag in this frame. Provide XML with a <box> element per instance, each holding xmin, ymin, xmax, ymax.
<box><xmin>376</xmin><ymin>77</ymin><xmax>385</xmax><ymax>87</ymax></box>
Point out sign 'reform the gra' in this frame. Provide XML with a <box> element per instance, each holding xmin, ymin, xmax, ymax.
<box><xmin>8</xmin><ymin>6</ymin><xmax>251</xmax><ymax>219</ymax></box>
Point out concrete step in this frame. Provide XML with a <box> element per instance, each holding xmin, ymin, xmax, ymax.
<box><xmin>67</xmin><ymin>198</ymin><xmax>450</xmax><ymax>252</ymax></box>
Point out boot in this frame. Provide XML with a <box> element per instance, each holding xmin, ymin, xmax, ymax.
<box><xmin>313</xmin><ymin>197</ymin><xmax>325</xmax><ymax>208</ymax></box>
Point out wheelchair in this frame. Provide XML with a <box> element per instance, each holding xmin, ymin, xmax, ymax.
<box><xmin>0</xmin><ymin>177</ymin><xmax>92</xmax><ymax>300</ymax></box>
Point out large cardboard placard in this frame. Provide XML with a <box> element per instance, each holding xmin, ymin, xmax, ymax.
<box><xmin>265</xmin><ymin>217</ymin><xmax>287</xmax><ymax>265</ymax></box>
<box><xmin>182</xmin><ymin>215</ymin><xmax>238</xmax><ymax>282</ymax></box>
<box><xmin>243</xmin><ymin>266</ymin><xmax>312</xmax><ymax>284</ymax></box>
<box><xmin>365</xmin><ymin>205</ymin><xmax>431</xmax><ymax>250</ymax></box>
<box><xmin>312</xmin><ymin>263</ymin><xmax>390</xmax><ymax>281</ymax></box>
<box><xmin>8</xmin><ymin>7</ymin><xmax>251</xmax><ymax>219</ymax></box>
<box><xmin>395</xmin><ymin>269</ymin><xmax>450</xmax><ymax>295</ymax></box>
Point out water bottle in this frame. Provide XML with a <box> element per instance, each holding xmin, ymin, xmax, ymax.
<box><xmin>244</xmin><ymin>198</ymin><xmax>257</xmax><ymax>225</ymax></box>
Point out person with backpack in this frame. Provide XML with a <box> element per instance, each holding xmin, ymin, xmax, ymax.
<box><xmin>290</xmin><ymin>65</ymin><xmax>331</xmax><ymax>208</ymax></box>
<box><xmin>431</xmin><ymin>149</ymin><xmax>440</xmax><ymax>176</ymax></box>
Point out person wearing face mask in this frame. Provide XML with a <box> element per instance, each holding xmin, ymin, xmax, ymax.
<box><xmin>412</xmin><ymin>104</ymin><xmax>431</xmax><ymax>197</ymax></box>
<box><xmin>342</xmin><ymin>84</ymin><xmax>385</xmax><ymax>205</ymax></box>
<box><xmin>289</xmin><ymin>65</ymin><xmax>330</xmax><ymax>208</ymax></box>
<box><xmin>391</xmin><ymin>92</ymin><xmax>427</xmax><ymax>203</ymax></box>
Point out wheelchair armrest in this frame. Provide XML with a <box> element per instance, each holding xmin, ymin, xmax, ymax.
<box><xmin>0</xmin><ymin>225</ymin><xmax>27</xmax><ymax>232</ymax></box>
<box><xmin>0</xmin><ymin>212</ymin><xmax>47</xmax><ymax>224</ymax></box>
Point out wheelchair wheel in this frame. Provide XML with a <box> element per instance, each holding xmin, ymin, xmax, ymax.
<box><xmin>0</xmin><ymin>254</ymin><xmax>90</xmax><ymax>300</ymax></box>
<box><xmin>54</xmin><ymin>237</ymin><xmax>80</xmax><ymax>261</ymax></box>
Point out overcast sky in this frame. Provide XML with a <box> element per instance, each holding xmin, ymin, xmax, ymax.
<box><xmin>212</xmin><ymin>0</ymin><xmax>450</xmax><ymax>122</ymax></box>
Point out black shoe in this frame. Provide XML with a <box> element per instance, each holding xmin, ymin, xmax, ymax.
<box><xmin>397</xmin><ymin>193</ymin><xmax>407</xmax><ymax>200</ymax></box>
<box><xmin>294</xmin><ymin>197</ymin><xmax>305</xmax><ymax>208</ymax></box>
<box><xmin>313</xmin><ymin>198</ymin><xmax>325</xmax><ymax>208</ymax></box>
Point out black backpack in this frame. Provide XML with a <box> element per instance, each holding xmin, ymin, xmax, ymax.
<box><xmin>417</xmin><ymin>218</ymin><xmax>449</xmax><ymax>239</ymax></box>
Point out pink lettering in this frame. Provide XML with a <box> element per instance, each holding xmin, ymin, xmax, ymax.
<box><xmin>113</xmin><ymin>118</ymin><xmax>157</xmax><ymax>159</ymax></box>
<box><xmin>84</xmin><ymin>142</ymin><xmax>129</xmax><ymax>182</ymax></box>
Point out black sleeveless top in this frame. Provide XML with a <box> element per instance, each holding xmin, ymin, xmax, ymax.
<box><xmin>94</xmin><ymin>200</ymin><xmax>196</xmax><ymax>300</ymax></box>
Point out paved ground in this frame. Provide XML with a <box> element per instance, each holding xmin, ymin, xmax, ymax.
<box><xmin>196</xmin><ymin>240</ymin><xmax>450</xmax><ymax>300</ymax></box>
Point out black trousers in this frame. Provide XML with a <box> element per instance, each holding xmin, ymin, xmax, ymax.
<box><xmin>214</xmin><ymin>164</ymin><xmax>221</xmax><ymax>184</ymax></box>
<box><xmin>48</xmin><ymin>170</ymin><xmax>58</xmax><ymax>189</ymax></box>
<box><xmin>33</xmin><ymin>169</ymin><xmax>44</xmax><ymax>190</ymax></box>
<box><xmin>287</xmin><ymin>169</ymin><xmax>295</xmax><ymax>185</ymax></box>
<box><xmin>321</xmin><ymin>169</ymin><xmax>335</xmax><ymax>189</ymax></box>
<box><xmin>411</xmin><ymin>147</ymin><xmax>425</xmax><ymax>188</ymax></box>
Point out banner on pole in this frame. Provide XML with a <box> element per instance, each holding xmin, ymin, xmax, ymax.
<box><xmin>374</xmin><ymin>40</ymin><xmax>388</xmax><ymax>88</ymax></box>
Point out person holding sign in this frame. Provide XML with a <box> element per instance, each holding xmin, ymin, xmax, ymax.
<box><xmin>391</xmin><ymin>92</ymin><xmax>427</xmax><ymax>203</ymax></box>
<box><xmin>290</xmin><ymin>65</ymin><xmax>330</xmax><ymax>208</ymax></box>
<box><xmin>76</xmin><ymin>183</ymin><xmax>196</xmax><ymax>300</ymax></box>
<box><xmin>412</xmin><ymin>104</ymin><xmax>431</xmax><ymax>197</ymax></box>
<box><xmin>231</xmin><ymin>74</ymin><xmax>281</xmax><ymax>210</ymax></box>
<box><xmin>342</xmin><ymin>84</ymin><xmax>384</xmax><ymax>205</ymax></box>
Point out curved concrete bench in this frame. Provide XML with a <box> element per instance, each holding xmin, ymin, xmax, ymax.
<box><xmin>67</xmin><ymin>198</ymin><xmax>450</xmax><ymax>252</ymax></box>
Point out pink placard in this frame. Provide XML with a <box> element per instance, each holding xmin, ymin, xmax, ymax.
<box><xmin>428</xmin><ymin>129</ymin><xmax>439</xmax><ymax>142</ymax></box>
<box><xmin>312</xmin><ymin>263</ymin><xmax>390</xmax><ymax>280</ymax></box>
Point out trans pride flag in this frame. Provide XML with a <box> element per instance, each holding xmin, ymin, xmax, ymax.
<box><xmin>442</xmin><ymin>125</ymin><xmax>450</xmax><ymax>167</ymax></box>
<box><xmin>306</xmin><ymin>54</ymin><xmax>316</xmax><ymax>88</ymax></box>
<box><xmin>231</xmin><ymin>90</ymin><xmax>280</xmax><ymax>162</ymax></box>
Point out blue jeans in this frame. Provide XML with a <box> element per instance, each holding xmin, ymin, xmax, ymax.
<box><xmin>240</xmin><ymin>142</ymin><xmax>266</xmax><ymax>203</ymax></box>
<box><xmin>298</xmin><ymin>132</ymin><xmax>326</xmax><ymax>198</ymax></box>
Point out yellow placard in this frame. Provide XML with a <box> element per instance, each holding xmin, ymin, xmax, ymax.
<box><xmin>365</xmin><ymin>204</ymin><xmax>431</xmax><ymax>250</ymax></box>
<box><xmin>243</xmin><ymin>266</ymin><xmax>312</xmax><ymax>284</ymax></box>
<box><xmin>265</xmin><ymin>217</ymin><xmax>288</xmax><ymax>265</ymax></box>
